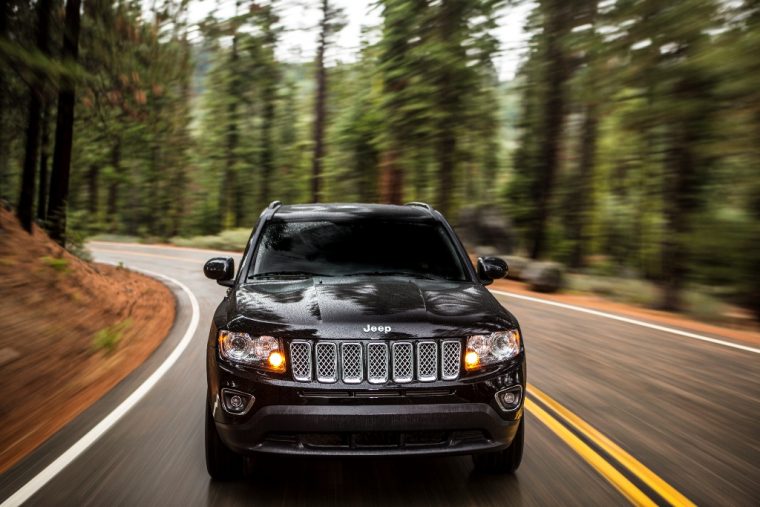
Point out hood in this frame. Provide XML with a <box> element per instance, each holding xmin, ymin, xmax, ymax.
<box><xmin>227</xmin><ymin>277</ymin><xmax>517</xmax><ymax>340</ymax></box>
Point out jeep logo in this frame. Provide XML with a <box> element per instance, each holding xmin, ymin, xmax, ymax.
<box><xmin>363</xmin><ymin>324</ymin><xmax>391</xmax><ymax>333</ymax></box>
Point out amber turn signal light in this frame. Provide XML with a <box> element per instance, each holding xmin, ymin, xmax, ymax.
<box><xmin>268</xmin><ymin>351</ymin><xmax>285</xmax><ymax>371</ymax></box>
<box><xmin>464</xmin><ymin>350</ymin><xmax>480</xmax><ymax>371</ymax></box>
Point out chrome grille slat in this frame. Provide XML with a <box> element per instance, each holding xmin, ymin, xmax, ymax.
<box><xmin>290</xmin><ymin>339</ymin><xmax>461</xmax><ymax>384</ymax></box>
<box><xmin>417</xmin><ymin>341</ymin><xmax>437</xmax><ymax>381</ymax></box>
<box><xmin>392</xmin><ymin>342</ymin><xmax>413</xmax><ymax>383</ymax></box>
<box><xmin>441</xmin><ymin>340</ymin><xmax>461</xmax><ymax>380</ymax></box>
<box><xmin>367</xmin><ymin>342</ymin><xmax>389</xmax><ymax>384</ymax></box>
<box><xmin>315</xmin><ymin>342</ymin><xmax>338</xmax><ymax>383</ymax></box>
<box><xmin>341</xmin><ymin>343</ymin><xmax>363</xmax><ymax>383</ymax></box>
<box><xmin>290</xmin><ymin>341</ymin><xmax>312</xmax><ymax>381</ymax></box>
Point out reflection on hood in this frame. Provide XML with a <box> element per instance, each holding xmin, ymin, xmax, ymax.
<box><xmin>228</xmin><ymin>277</ymin><xmax>516</xmax><ymax>340</ymax></box>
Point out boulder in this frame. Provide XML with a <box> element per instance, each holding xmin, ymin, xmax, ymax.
<box><xmin>524</xmin><ymin>261</ymin><xmax>565</xmax><ymax>293</ymax></box>
<box><xmin>503</xmin><ymin>255</ymin><xmax>530</xmax><ymax>281</ymax></box>
<box><xmin>456</xmin><ymin>206</ymin><xmax>515</xmax><ymax>254</ymax></box>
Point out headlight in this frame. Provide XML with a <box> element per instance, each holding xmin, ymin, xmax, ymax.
<box><xmin>465</xmin><ymin>330</ymin><xmax>520</xmax><ymax>371</ymax></box>
<box><xmin>218</xmin><ymin>331</ymin><xmax>286</xmax><ymax>372</ymax></box>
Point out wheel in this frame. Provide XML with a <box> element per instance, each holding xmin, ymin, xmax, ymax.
<box><xmin>472</xmin><ymin>417</ymin><xmax>524</xmax><ymax>474</ymax></box>
<box><xmin>205</xmin><ymin>393</ymin><xmax>243</xmax><ymax>480</ymax></box>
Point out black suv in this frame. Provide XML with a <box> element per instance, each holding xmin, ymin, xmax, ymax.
<box><xmin>204</xmin><ymin>202</ymin><xmax>525</xmax><ymax>479</ymax></box>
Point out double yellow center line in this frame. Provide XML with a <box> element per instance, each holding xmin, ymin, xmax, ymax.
<box><xmin>527</xmin><ymin>384</ymin><xmax>695</xmax><ymax>507</ymax></box>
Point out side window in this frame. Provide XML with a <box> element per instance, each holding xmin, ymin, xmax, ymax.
<box><xmin>237</xmin><ymin>218</ymin><xmax>261</xmax><ymax>281</ymax></box>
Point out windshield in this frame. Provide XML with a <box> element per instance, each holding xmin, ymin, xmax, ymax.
<box><xmin>249</xmin><ymin>220</ymin><xmax>468</xmax><ymax>281</ymax></box>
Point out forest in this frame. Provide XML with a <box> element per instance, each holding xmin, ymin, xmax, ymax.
<box><xmin>0</xmin><ymin>0</ymin><xmax>759</xmax><ymax>320</ymax></box>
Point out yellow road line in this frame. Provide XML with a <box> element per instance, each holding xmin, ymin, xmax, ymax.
<box><xmin>92</xmin><ymin>248</ymin><xmax>202</xmax><ymax>264</ymax></box>
<box><xmin>528</xmin><ymin>384</ymin><xmax>696</xmax><ymax>507</ymax></box>
<box><xmin>525</xmin><ymin>398</ymin><xmax>657</xmax><ymax>506</ymax></box>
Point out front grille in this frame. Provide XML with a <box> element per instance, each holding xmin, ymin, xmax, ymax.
<box><xmin>290</xmin><ymin>341</ymin><xmax>312</xmax><ymax>381</ymax></box>
<box><xmin>367</xmin><ymin>342</ymin><xmax>389</xmax><ymax>384</ymax></box>
<box><xmin>263</xmin><ymin>430</ymin><xmax>486</xmax><ymax>450</ymax></box>
<box><xmin>391</xmin><ymin>342</ymin><xmax>413</xmax><ymax>383</ymax></box>
<box><xmin>416</xmin><ymin>341</ymin><xmax>437</xmax><ymax>382</ymax></box>
<box><xmin>441</xmin><ymin>340</ymin><xmax>461</xmax><ymax>380</ymax></box>
<box><xmin>290</xmin><ymin>339</ymin><xmax>462</xmax><ymax>384</ymax></box>
<box><xmin>341</xmin><ymin>343</ymin><xmax>363</xmax><ymax>383</ymax></box>
<box><xmin>315</xmin><ymin>342</ymin><xmax>338</xmax><ymax>383</ymax></box>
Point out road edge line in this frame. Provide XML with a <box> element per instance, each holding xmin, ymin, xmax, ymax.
<box><xmin>491</xmin><ymin>290</ymin><xmax>760</xmax><ymax>354</ymax></box>
<box><xmin>1</xmin><ymin>268</ymin><xmax>201</xmax><ymax>507</ymax></box>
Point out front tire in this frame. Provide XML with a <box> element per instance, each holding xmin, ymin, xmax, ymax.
<box><xmin>472</xmin><ymin>417</ymin><xmax>524</xmax><ymax>473</ymax></box>
<box><xmin>205</xmin><ymin>394</ymin><xmax>243</xmax><ymax>480</ymax></box>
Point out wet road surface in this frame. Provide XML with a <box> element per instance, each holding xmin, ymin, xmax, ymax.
<box><xmin>1</xmin><ymin>242</ymin><xmax>758</xmax><ymax>506</ymax></box>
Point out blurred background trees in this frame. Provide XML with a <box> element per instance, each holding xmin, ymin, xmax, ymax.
<box><xmin>0</xmin><ymin>0</ymin><xmax>759</xmax><ymax>318</ymax></box>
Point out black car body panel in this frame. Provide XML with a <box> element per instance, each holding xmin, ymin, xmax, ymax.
<box><xmin>205</xmin><ymin>203</ymin><xmax>526</xmax><ymax>459</ymax></box>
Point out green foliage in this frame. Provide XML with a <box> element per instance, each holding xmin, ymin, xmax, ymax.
<box><xmin>2</xmin><ymin>0</ymin><xmax>759</xmax><ymax>318</ymax></box>
<box><xmin>171</xmin><ymin>228</ymin><xmax>250</xmax><ymax>252</ymax></box>
<box><xmin>40</xmin><ymin>255</ymin><xmax>69</xmax><ymax>273</ymax></box>
<box><xmin>92</xmin><ymin>318</ymin><xmax>132</xmax><ymax>354</ymax></box>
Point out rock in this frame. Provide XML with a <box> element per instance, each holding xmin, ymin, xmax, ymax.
<box><xmin>456</xmin><ymin>206</ymin><xmax>515</xmax><ymax>254</ymax></box>
<box><xmin>524</xmin><ymin>261</ymin><xmax>565</xmax><ymax>293</ymax></box>
<box><xmin>0</xmin><ymin>347</ymin><xmax>20</xmax><ymax>367</ymax></box>
<box><xmin>503</xmin><ymin>255</ymin><xmax>530</xmax><ymax>281</ymax></box>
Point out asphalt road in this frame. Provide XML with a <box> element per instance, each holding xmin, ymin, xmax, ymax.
<box><xmin>1</xmin><ymin>242</ymin><xmax>758</xmax><ymax>506</ymax></box>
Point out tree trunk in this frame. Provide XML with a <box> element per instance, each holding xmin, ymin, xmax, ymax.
<box><xmin>379</xmin><ymin>149</ymin><xmax>404</xmax><ymax>204</ymax></box>
<box><xmin>435</xmin><ymin>129</ymin><xmax>455</xmax><ymax>217</ymax></box>
<box><xmin>48</xmin><ymin>0</ymin><xmax>82</xmax><ymax>246</ymax></box>
<box><xmin>221</xmin><ymin>19</ymin><xmax>239</xmax><ymax>229</ymax></box>
<box><xmin>17</xmin><ymin>0</ymin><xmax>52</xmax><ymax>232</ymax></box>
<box><xmin>0</xmin><ymin>2</ymin><xmax>9</xmax><ymax>200</ymax></box>
<box><xmin>37</xmin><ymin>104</ymin><xmax>50</xmax><ymax>221</ymax></box>
<box><xmin>87</xmin><ymin>164</ymin><xmax>99</xmax><ymax>215</ymax></box>
<box><xmin>530</xmin><ymin>0</ymin><xmax>570</xmax><ymax>260</ymax></box>
<box><xmin>660</xmin><ymin>116</ymin><xmax>699</xmax><ymax>311</ymax></box>
<box><xmin>18</xmin><ymin>96</ymin><xmax>42</xmax><ymax>232</ymax></box>
<box><xmin>260</xmin><ymin>85</ymin><xmax>275</xmax><ymax>204</ymax></box>
<box><xmin>311</xmin><ymin>0</ymin><xmax>328</xmax><ymax>203</ymax></box>
<box><xmin>106</xmin><ymin>138</ymin><xmax>121</xmax><ymax>223</ymax></box>
<box><xmin>568</xmin><ymin>102</ymin><xmax>598</xmax><ymax>268</ymax></box>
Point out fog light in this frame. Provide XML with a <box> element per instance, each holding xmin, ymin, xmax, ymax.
<box><xmin>501</xmin><ymin>392</ymin><xmax>517</xmax><ymax>405</ymax></box>
<box><xmin>268</xmin><ymin>351</ymin><xmax>285</xmax><ymax>371</ymax></box>
<box><xmin>229</xmin><ymin>395</ymin><xmax>244</xmax><ymax>410</ymax></box>
<box><xmin>221</xmin><ymin>388</ymin><xmax>254</xmax><ymax>415</ymax></box>
<box><xmin>495</xmin><ymin>386</ymin><xmax>522</xmax><ymax>412</ymax></box>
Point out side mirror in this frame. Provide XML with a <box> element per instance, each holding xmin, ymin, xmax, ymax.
<box><xmin>477</xmin><ymin>256</ymin><xmax>508</xmax><ymax>286</ymax></box>
<box><xmin>204</xmin><ymin>257</ymin><xmax>235</xmax><ymax>287</ymax></box>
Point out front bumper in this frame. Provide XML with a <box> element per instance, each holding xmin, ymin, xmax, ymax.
<box><xmin>216</xmin><ymin>402</ymin><xmax>521</xmax><ymax>456</ymax></box>
<box><xmin>208</xmin><ymin>347</ymin><xmax>526</xmax><ymax>457</ymax></box>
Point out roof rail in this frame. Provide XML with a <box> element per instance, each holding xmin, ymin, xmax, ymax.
<box><xmin>404</xmin><ymin>201</ymin><xmax>432</xmax><ymax>211</ymax></box>
<box><xmin>268</xmin><ymin>200</ymin><xmax>282</xmax><ymax>210</ymax></box>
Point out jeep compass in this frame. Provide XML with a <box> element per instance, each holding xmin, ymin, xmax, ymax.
<box><xmin>204</xmin><ymin>202</ymin><xmax>525</xmax><ymax>479</ymax></box>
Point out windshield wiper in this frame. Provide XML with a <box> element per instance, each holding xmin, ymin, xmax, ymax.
<box><xmin>249</xmin><ymin>271</ymin><xmax>332</xmax><ymax>279</ymax></box>
<box><xmin>344</xmin><ymin>271</ymin><xmax>436</xmax><ymax>280</ymax></box>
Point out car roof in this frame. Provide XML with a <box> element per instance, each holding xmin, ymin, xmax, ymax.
<box><xmin>270</xmin><ymin>203</ymin><xmax>436</xmax><ymax>222</ymax></box>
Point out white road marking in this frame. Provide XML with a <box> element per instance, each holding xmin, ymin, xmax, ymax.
<box><xmin>491</xmin><ymin>290</ymin><xmax>760</xmax><ymax>355</ymax></box>
<box><xmin>1</xmin><ymin>268</ymin><xmax>201</xmax><ymax>507</ymax></box>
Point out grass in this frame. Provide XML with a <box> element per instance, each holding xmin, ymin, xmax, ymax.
<box><xmin>0</xmin><ymin>256</ymin><xmax>17</xmax><ymax>267</ymax></box>
<box><xmin>40</xmin><ymin>256</ymin><xmax>69</xmax><ymax>273</ymax></box>
<box><xmin>170</xmin><ymin>228</ymin><xmax>249</xmax><ymax>252</ymax></box>
<box><xmin>88</xmin><ymin>233</ymin><xmax>143</xmax><ymax>244</ymax></box>
<box><xmin>92</xmin><ymin>319</ymin><xmax>132</xmax><ymax>353</ymax></box>
<box><xmin>566</xmin><ymin>273</ymin><xmax>730</xmax><ymax>323</ymax></box>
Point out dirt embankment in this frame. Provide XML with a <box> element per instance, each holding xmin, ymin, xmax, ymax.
<box><xmin>0</xmin><ymin>208</ymin><xmax>175</xmax><ymax>473</ymax></box>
